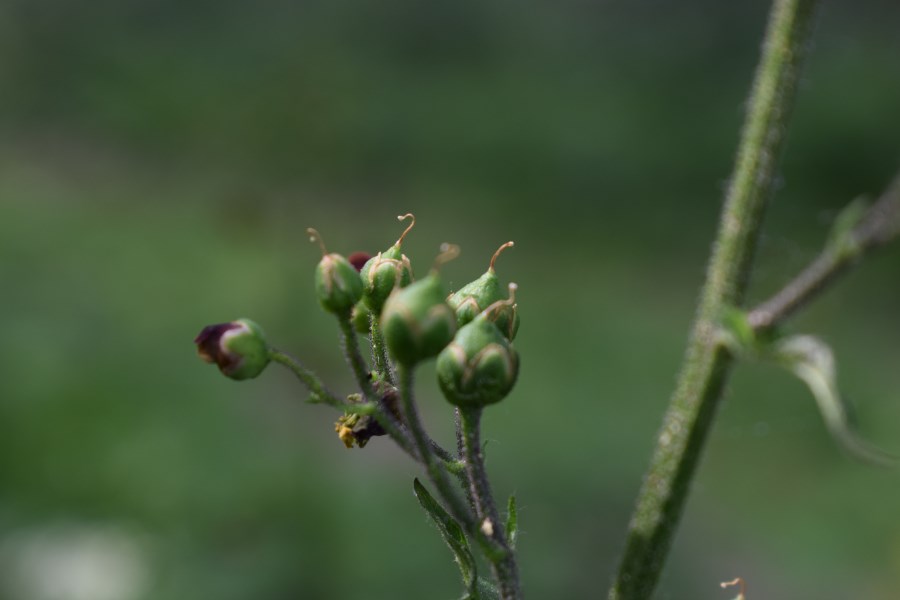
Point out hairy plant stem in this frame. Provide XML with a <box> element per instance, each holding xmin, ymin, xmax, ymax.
<box><xmin>608</xmin><ymin>1</ymin><xmax>821</xmax><ymax>598</ymax></box>
<box><xmin>369</xmin><ymin>314</ymin><xmax>396</xmax><ymax>385</ymax></box>
<box><xmin>397</xmin><ymin>365</ymin><xmax>473</xmax><ymax>527</ymax></box>
<box><xmin>338</xmin><ymin>315</ymin><xmax>376</xmax><ymax>398</ymax></box>
<box><xmin>459</xmin><ymin>407</ymin><xmax>520</xmax><ymax>600</ymax></box>
<box><xmin>456</xmin><ymin>407</ymin><xmax>478</xmax><ymax>513</ymax></box>
<box><xmin>269</xmin><ymin>344</ymin><xmax>418</xmax><ymax>458</ymax></box>
<box><xmin>749</xmin><ymin>173</ymin><xmax>900</xmax><ymax>331</ymax></box>
<box><xmin>268</xmin><ymin>348</ymin><xmax>344</xmax><ymax>407</ymax></box>
<box><xmin>336</xmin><ymin>317</ymin><xmax>462</xmax><ymax>470</ymax></box>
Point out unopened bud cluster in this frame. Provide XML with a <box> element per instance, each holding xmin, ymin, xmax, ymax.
<box><xmin>193</xmin><ymin>215</ymin><xmax>521</xmax><ymax>443</ymax></box>
<box><xmin>312</xmin><ymin>217</ymin><xmax>522</xmax><ymax>408</ymax></box>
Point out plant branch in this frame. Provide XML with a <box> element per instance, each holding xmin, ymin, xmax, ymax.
<box><xmin>456</xmin><ymin>407</ymin><xmax>478</xmax><ymax>513</ymax></box>
<box><xmin>369</xmin><ymin>313</ymin><xmax>396</xmax><ymax>385</ymax></box>
<box><xmin>748</xmin><ymin>172</ymin><xmax>900</xmax><ymax>330</ymax></box>
<box><xmin>397</xmin><ymin>365</ymin><xmax>474</xmax><ymax>528</ymax></box>
<box><xmin>338</xmin><ymin>315</ymin><xmax>376</xmax><ymax>399</ymax></box>
<box><xmin>459</xmin><ymin>407</ymin><xmax>520</xmax><ymax>600</ymax></box>
<box><xmin>269</xmin><ymin>345</ymin><xmax>421</xmax><ymax>458</ymax></box>
<box><xmin>608</xmin><ymin>1</ymin><xmax>821</xmax><ymax>598</ymax></box>
<box><xmin>268</xmin><ymin>348</ymin><xmax>345</xmax><ymax>407</ymax></box>
<box><xmin>336</xmin><ymin>317</ymin><xmax>461</xmax><ymax>468</ymax></box>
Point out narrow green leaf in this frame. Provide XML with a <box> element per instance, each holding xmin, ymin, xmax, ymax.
<box><xmin>771</xmin><ymin>334</ymin><xmax>898</xmax><ymax>467</ymax></box>
<box><xmin>413</xmin><ymin>478</ymin><xmax>478</xmax><ymax>594</ymax></box>
<box><xmin>505</xmin><ymin>495</ymin><xmax>518</xmax><ymax>550</ymax></box>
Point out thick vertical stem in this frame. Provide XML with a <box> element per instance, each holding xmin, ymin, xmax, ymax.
<box><xmin>608</xmin><ymin>1</ymin><xmax>820</xmax><ymax>598</ymax></box>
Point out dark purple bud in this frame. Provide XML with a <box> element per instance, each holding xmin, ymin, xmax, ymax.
<box><xmin>194</xmin><ymin>318</ymin><xmax>270</xmax><ymax>380</ymax></box>
<box><xmin>347</xmin><ymin>251</ymin><xmax>372</xmax><ymax>272</ymax></box>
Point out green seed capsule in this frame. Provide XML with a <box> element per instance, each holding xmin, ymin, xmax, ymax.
<box><xmin>360</xmin><ymin>214</ymin><xmax>415</xmax><ymax>314</ymax></box>
<box><xmin>447</xmin><ymin>241</ymin><xmax>519</xmax><ymax>339</ymax></box>
<box><xmin>436</xmin><ymin>294</ymin><xmax>519</xmax><ymax>408</ymax></box>
<box><xmin>308</xmin><ymin>228</ymin><xmax>364</xmax><ymax>316</ymax></box>
<box><xmin>194</xmin><ymin>318</ymin><xmax>270</xmax><ymax>380</ymax></box>
<box><xmin>381</xmin><ymin>244</ymin><xmax>459</xmax><ymax>367</ymax></box>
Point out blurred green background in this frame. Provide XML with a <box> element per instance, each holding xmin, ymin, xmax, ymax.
<box><xmin>1</xmin><ymin>1</ymin><xmax>899</xmax><ymax>598</ymax></box>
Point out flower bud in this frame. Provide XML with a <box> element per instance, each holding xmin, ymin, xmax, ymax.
<box><xmin>308</xmin><ymin>228</ymin><xmax>364</xmax><ymax>316</ymax></box>
<box><xmin>347</xmin><ymin>251</ymin><xmax>372</xmax><ymax>272</ymax></box>
<box><xmin>381</xmin><ymin>244</ymin><xmax>459</xmax><ymax>366</ymax></box>
<box><xmin>360</xmin><ymin>214</ymin><xmax>415</xmax><ymax>314</ymax></box>
<box><xmin>194</xmin><ymin>318</ymin><xmax>270</xmax><ymax>380</ymax></box>
<box><xmin>447</xmin><ymin>241</ymin><xmax>519</xmax><ymax>339</ymax></box>
<box><xmin>436</xmin><ymin>304</ymin><xmax>519</xmax><ymax>408</ymax></box>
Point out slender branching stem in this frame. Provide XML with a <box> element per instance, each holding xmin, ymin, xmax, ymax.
<box><xmin>397</xmin><ymin>365</ymin><xmax>474</xmax><ymax>527</ymax></box>
<box><xmin>749</xmin><ymin>173</ymin><xmax>900</xmax><ymax>331</ymax></box>
<box><xmin>369</xmin><ymin>314</ymin><xmax>396</xmax><ymax>385</ymax></box>
<box><xmin>269</xmin><ymin>345</ymin><xmax>419</xmax><ymax>457</ymax></box>
<box><xmin>338</xmin><ymin>315</ymin><xmax>376</xmax><ymax>398</ymax></box>
<box><xmin>340</xmin><ymin>313</ymin><xmax>451</xmax><ymax>456</ymax></box>
<box><xmin>455</xmin><ymin>407</ymin><xmax>478</xmax><ymax>512</ymax></box>
<box><xmin>337</xmin><ymin>315</ymin><xmax>416</xmax><ymax>455</ymax></box>
<box><xmin>454</xmin><ymin>408</ymin><xmax>465</xmax><ymax>458</ymax></box>
<box><xmin>428</xmin><ymin>436</ymin><xmax>463</xmax><ymax>468</ymax></box>
<box><xmin>458</xmin><ymin>408</ymin><xmax>500</xmax><ymax>525</ymax></box>
<box><xmin>337</xmin><ymin>316</ymin><xmax>462</xmax><ymax>468</ymax></box>
<box><xmin>268</xmin><ymin>348</ymin><xmax>345</xmax><ymax>407</ymax></box>
<box><xmin>459</xmin><ymin>407</ymin><xmax>520</xmax><ymax>600</ymax></box>
<box><xmin>608</xmin><ymin>1</ymin><xmax>821</xmax><ymax>598</ymax></box>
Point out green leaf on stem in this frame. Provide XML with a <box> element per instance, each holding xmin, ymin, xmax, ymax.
<box><xmin>770</xmin><ymin>334</ymin><xmax>898</xmax><ymax>468</ymax></box>
<box><xmin>505</xmin><ymin>495</ymin><xmax>518</xmax><ymax>550</ymax></box>
<box><xmin>413</xmin><ymin>478</ymin><xmax>478</xmax><ymax>595</ymax></box>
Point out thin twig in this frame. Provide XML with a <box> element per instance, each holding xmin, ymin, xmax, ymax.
<box><xmin>338</xmin><ymin>316</ymin><xmax>376</xmax><ymax>398</ymax></box>
<box><xmin>336</xmin><ymin>317</ymin><xmax>461</xmax><ymax>467</ymax></box>
<box><xmin>268</xmin><ymin>348</ymin><xmax>345</xmax><ymax>407</ymax></box>
<box><xmin>456</xmin><ymin>407</ymin><xmax>478</xmax><ymax>513</ymax></box>
<box><xmin>269</xmin><ymin>346</ymin><xmax>420</xmax><ymax>457</ymax></box>
<box><xmin>369</xmin><ymin>313</ymin><xmax>396</xmax><ymax>385</ymax></box>
<box><xmin>749</xmin><ymin>173</ymin><xmax>900</xmax><ymax>330</ymax></box>
<box><xmin>608</xmin><ymin>1</ymin><xmax>821</xmax><ymax>598</ymax></box>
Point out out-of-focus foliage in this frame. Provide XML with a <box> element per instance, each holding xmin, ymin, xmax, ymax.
<box><xmin>1</xmin><ymin>1</ymin><xmax>899</xmax><ymax>598</ymax></box>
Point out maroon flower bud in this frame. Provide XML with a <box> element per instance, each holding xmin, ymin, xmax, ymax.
<box><xmin>347</xmin><ymin>251</ymin><xmax>372</xmax><ymax>272</ymax></box>
<box><xmin>194</xmin><ymin>318</ymin><xmax>270</xmax><ymax>380</ymax></box>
